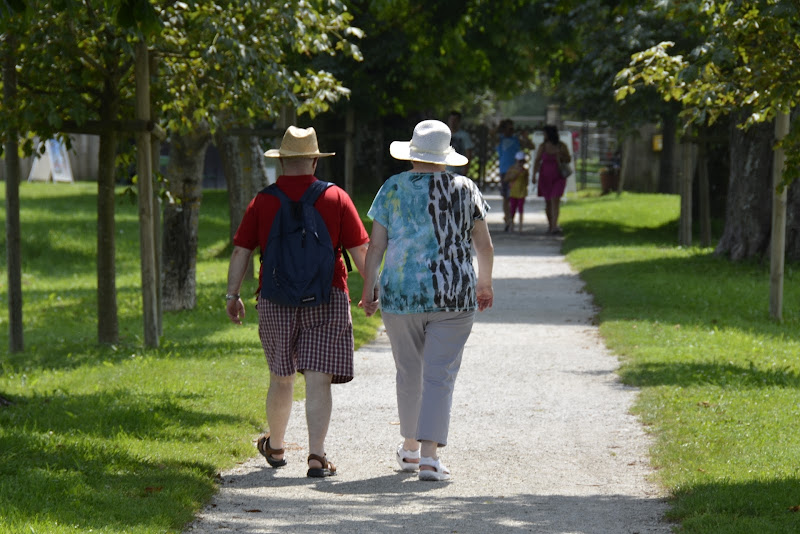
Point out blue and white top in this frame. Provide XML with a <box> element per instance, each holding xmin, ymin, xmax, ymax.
<box><xmin>368</xmin><ymin>171</ymin><xmax>489</xmax><ymax>314</ymax></box>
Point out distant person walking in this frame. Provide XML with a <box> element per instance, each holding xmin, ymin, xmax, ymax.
<box><xmin>361</xmin><ymin>120</ymin><xmax>494</xmax><ymax>481</ymax></box>
<box><xmin>497</xmin><ymin>119</ymin><xmax>534</xmax><ymax>231</ymax></box>
<box><xmin>533</xmin><ymin>125</ymin><xmax>571</xmax><ymax>234</ymax></box>
<box><xmin>225</xmin><ymin>126</ymin><xmax>369</xmax><ymax>478</ymax></box>
<box><xmin>503</xmin><ymin>151</ymin><xmax>529</xmax><ymax>234</ymax></box>
<box><xmin>446</xmin><ymin>110</ymin><xmax>474</xmax><ymax>175</ymax></box>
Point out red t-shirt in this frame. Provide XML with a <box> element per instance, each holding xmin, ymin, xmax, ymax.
<box><xmin>233</xmin><ymin>175</ymin><xmax>369</xmax><ymax>297</ymax></box>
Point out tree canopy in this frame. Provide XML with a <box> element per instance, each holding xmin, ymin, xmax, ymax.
<box><xmin>615</xmin><ymin>0</ymin><xmax>800</xmax><ymax>186</ymax></box>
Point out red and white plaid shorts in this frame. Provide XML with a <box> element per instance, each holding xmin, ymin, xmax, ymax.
<box><xmin>257</xmin><ymin>287</ymin><xmax>354</xmax><ymax>384</ymax></box>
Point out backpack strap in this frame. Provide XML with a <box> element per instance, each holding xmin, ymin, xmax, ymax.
<box><xmin>260</xmin><ymin>183</ymin><xmax>288</xmax><ymax>203</ymax></box>
<box><xmin>260</xmin><ymin>180</ymin><xmax>332</xmax><ymax>205</ymax></box>
<box><xmin>260</xmin><ymin>180</ymin><xmax>346</xmax><ymax>266</ymax></box>
<box><xmin>299</xmin><ymin>179</ymin><xmax>332</xmax><ymax>205</ymax></box>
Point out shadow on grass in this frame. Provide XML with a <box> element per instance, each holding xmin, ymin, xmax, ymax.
<box><xmin>620</xmin><ymin>361</ymin><xmax>800</xmax><ymax>389</ymax></box>
<box><xmin>561</xmin><ymin>219</ymin><xmax>681</xmax><ymax>251</ymax></box>
<box><xmin>11</xmin><ymin>187</ymin><xmax>231</xmax><ymax>275</ymax></box>
<box><xmin>574</xmin><ymin>254</ymin><xmax>800</xmax><ymax>336</ymax></box>
<box><xmin>0</xmin><ymin>428</ymin><xmax>218</xmax><ymax>532</ymax></box>
<box><xmin>5</xmin><ymin>276</ymin><xmax>258</xmax><ymax>373</ymax></box>
<box><xmin>1</xmin><ymin>389</ymin><xmax>246</xmax><ymax>440</ymax></box>
<box><xmin>667</xmin><ymin>478</ymin><xmax>800</xmax><ymax>532</ymax></box>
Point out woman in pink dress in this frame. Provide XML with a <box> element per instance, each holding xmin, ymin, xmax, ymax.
<box><xmin>533</xmin><ymin>125</ymin><xmax>571</xmax><ymax>234</ymax></box>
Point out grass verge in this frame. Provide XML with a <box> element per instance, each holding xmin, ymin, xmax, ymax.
<box><xmin>560</xmin><ymin>191</ymin><xmax>800</xmax><ymax>533</ymax></box>
<box><xmin>0</xmin><ymin>182</ymin><xmax>382</xmax><ymax>533</ymax></box>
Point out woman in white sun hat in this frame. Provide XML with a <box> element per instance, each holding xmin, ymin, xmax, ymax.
<box><xmin>361</xmin><ymin>119</ymin><xmax>495</xmax><ymax>481</ymax></box>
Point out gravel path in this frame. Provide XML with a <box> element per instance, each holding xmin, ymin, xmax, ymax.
<box><xmin>185</xmin><ymin>195</ymin><xmax>671</xmax><ymax>534</ymax></box>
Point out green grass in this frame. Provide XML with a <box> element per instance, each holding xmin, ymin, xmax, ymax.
<box><xmin>560</xmin><ymin>192</ymin><xmax>800</xmax><ymax>533</ymax></box>
<box><xmin>0</xmin><ymin>182</ymin><xmax>382</xmax><ymax>534</ymax></box>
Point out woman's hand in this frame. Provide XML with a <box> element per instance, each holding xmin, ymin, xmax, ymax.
<box><xmin>360</xmin><ymin>286</ymin><xmax>380</xmax><ymax>317</ymax></box>
<box><xmin>476</xmin><ymin>282</ymin><xmax>493</xmax><ymax>312</ymax></box>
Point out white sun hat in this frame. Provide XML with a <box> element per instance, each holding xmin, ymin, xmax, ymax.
<box><xmin>390</xmin><ymin>120</ymin><xmax>468</xmax><ymax>167</ymax></box>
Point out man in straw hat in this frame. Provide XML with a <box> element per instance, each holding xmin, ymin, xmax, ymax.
<box><xmin>225</xmin><ymin>125</ymin><xmax>369</xmax><ymax>478</ymax></box>
<box><xmin>360</xmin><ymin>119</ymin><xmax>494</xmax><ymax>481</ymax></box>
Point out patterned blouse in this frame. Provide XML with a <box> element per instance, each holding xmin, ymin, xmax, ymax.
<box><xmin>368</xmin><ymin>171</ymin><xmax>489</xmax><ymax>314</ymax></box>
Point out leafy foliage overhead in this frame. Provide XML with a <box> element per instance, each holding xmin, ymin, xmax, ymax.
<box><xmin>615</xmin><ymin>0</ymin><xmax>800</xmax><ymax>185</ymax></box>
<box><xmin>545</xmin><ymin>0</ymin><xmax>697</xmax><ymax>130</ymax></box>
<box><xmin>0</xmin><ymin>0</ymin><xmax>363</xmax><ymax>153</ymax></box>
<box><xmin>328</xmin><ymin>0</ymin><xmax>554</xmax><ymax>118</ymax></box>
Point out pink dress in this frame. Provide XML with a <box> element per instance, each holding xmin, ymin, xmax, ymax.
<box><xmin>537</xmin><ymin>152</ymin><xmax>566</xmax><ymax>200</ymax></box>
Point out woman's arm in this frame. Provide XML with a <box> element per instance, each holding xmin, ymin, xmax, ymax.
<box><xmin>559</xmin><ymin>142</ymin><xmax>572</xmax><ymax>163</ymax></box>
<box><xmin>471</xmin><ymin>219</ymin><xmax>494</xmax><ymax>312</ymax></box>
<box><xmin>360</xmin><ymin>222</ymin><xmax>388</xmax><ymax>317</ymax></box>
<box><xmin>532</xmin><ymin>144</ymin><xmax>544</xmax><ymax>175</ymax></box>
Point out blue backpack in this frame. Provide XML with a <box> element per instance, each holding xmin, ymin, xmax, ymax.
<box><xmin>259</xmin><ymin>180</ymin><xmax>335</xmax><ymax>307</ymax></box>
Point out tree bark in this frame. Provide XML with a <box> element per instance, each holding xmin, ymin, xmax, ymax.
<box><xmin>217</xmin><ymin>133</ymin><xmax>269</xmax><ymax>240</ymax></box>
<box><xmin>769</xmin><ymin>113</ymin><xmax>790</xmax><ymax>320</ymax></box>
<box><xmin>216</xmin><ymin>133</ymin><xmax>247</xmax><ymax>242</ymax></box>
<box><xmin>714</xmin><ymin>112</ymin><xmax>774</xmax><ymax>260</ymax></box>
<box><xmin>162</xmin><ymin>127</ymin><xmax>211</xmax><ymax>311</ymax></box>
<box><xmin>786</xmin><ymin>181</ymin><xmax>800</xmax><ymax>261</ymax></box>
<box><xmin>245</xmin><ymin>136</ymin><xmax>270</xmax><ymax>195</ymax></box>
<box><xmin>216</xmin><ymin>133</ymin><xmax>268</xmax><ymax>280</ymax></box>
<box><xmin>135</xmin><ymin>41</ymin><xmax>159</xmax><ymax>347</ymax></box>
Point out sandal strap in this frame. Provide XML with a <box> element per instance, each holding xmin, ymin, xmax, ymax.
<box><xmin>307</xmin><ymin>453</ymin><xmax>336</xmax><ymax>472</ymax></box>
<box><xmin>420</xmin><ymin>456</ymin><xmax>448</xmax><ymax>473</ymax></box>
<box><xmin>258</xmin><ymin>435</ymin><xmax>284</xmax><ymax>456</ymax></box>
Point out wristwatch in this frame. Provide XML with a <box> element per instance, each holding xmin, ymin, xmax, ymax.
<box><xmin>225</xmin><ymin>293</ymin><xmax>240</xmax><ymax>302</ymax></box>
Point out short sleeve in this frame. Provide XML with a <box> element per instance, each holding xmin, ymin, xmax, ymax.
<box><xmin>338</xmin><ymin>190</ymin><xmax>370</xmax><ymax>249</ymax></box>
<box><xmin>233</xmin><ymin>197</ymin><xmax>260</xmax><ymax>250</ymax></box>
<box><xmin>367</xmin><ymin>179</ymin><xmax>393</xmax><ymax>228</ymax></box>
<box><xmin>469</xmin><ymin>180</ymin><xmax>489</xmax><ymax>221</ymax></box>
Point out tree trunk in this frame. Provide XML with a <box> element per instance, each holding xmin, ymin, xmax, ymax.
<box><xmin>4</xmin><ymin>33</ymin><xmax>24</xmax><ymax>353</ymax></box>
<box><xmin>245</xmin><ymin>136</ymin><xmax>269</xmax><ymax>195</ymax></box>
<box><xmin>785</xmin><ymin>109</ymin><xmax>800</xmax><ymax>261</ymax></box>
<box><xmin>216</xmin><ymin>133</ymin><xmax>247</xmax><ymax>242</ymax></box>
<box><xmin>217</xmin><ymin>133</ymin><xmax>267</xmax><ymax>280</ymax></box>
<box><xmin>162</xmin><ymin>127</ymin><xmax>210</xmax><ymax>310</ymax></box>
<box><xmin>97</xmin><ymin>86</ymin><xmax>120</xmax><ymax>344</ymax></box>
<box><xmin>769</xmin><ymin>113</ymin><xmax>790</xmax><ymax>320</ymax></box>
<box><xmin>786</xmin><ymin>181</ymin><xmax>800</xmax><ymax>261</ymax></box>
<box><xmin>135</xmin><ymin>41</ymin><xmax>159</xmax><ymax>347</ymax></box>
<box><xmin>217</xmin><ymin>133</ymin><xmax>269</xmax><ymax>240</ymax></box>
<box><xmin>714</xmin><ymin>112</ymin><xmax>774</xmax><ymax>260</ymax></box>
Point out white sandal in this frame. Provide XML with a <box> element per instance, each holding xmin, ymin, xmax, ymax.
<box><xmin>396</xmin><ymin>444</ymin><xmax>420</xmax><ymax>471</ymax></box>
<box><xmin>419</xmin><ymin>456</ymin><xmax>451</xmax><ymax>481</ymax></box>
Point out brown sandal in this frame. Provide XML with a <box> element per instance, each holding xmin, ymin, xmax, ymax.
<box><xmin>256</xmin><ymin>434</ymin><xmax>287</xmax><ymax>468</ymax></box>
<box><xmin>307</xmin><ymin>453</ymin><xmax>336</xmax><ymax>478</ymax></box>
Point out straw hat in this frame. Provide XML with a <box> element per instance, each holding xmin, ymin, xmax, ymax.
<box><xmin>390</xmin><ymin>120</ymin><xmax>468</xmax><ymax>166</ymax></box>
<box><xmin>264</xmin><ymin>126</ymin><xmax>335</xmax><ymax>158</ymax></box>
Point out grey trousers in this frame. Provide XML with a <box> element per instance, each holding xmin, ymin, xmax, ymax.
<box><xmin>382</xmin><ymin>310</ymin><xmax>476</xmax><ymax>447</ymax></box>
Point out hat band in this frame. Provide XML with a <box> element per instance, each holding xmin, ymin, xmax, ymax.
<box><xmin>409</xmin><ymin>144</ymin><xmax>453</xmax><ymax>157</ymax></box>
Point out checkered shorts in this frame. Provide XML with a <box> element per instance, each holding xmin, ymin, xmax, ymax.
<box><xmin>257</xmin><ymin>287</ymin><xmax>354</xmax><ymax>384</ymax></box>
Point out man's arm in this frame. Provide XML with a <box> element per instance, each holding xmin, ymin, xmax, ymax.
<box><xmin>347</xmin><ymin>241</ymin><xmax>369</xmax><ymax>277</ymax></box>
<box><xmin>225</xmin><ymin>245</ymin><xmax>254</xmax><ymax>324</ymax></box>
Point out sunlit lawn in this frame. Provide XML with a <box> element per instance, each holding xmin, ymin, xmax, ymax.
<box><xmin>561</xmin><ymin>192</ymin><xmax>800</xmax><ymax>533</ymax></box>
<box><xmin>0</xmin><ymin>182</ymin><xmax>381</xmax><ymax>533</ymax></box>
